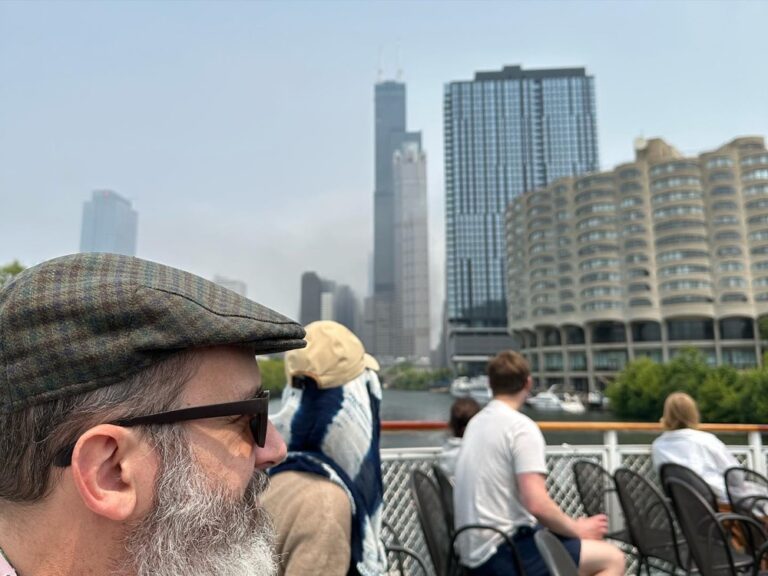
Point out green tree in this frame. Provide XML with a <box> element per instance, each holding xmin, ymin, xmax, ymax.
<box><xmin>259</xmin><ymin>358</ymin><xmax>287</xmax><ymax>394</ymax></box>
<box><xmin>606</xmin><ymin>357</ymin><xmax>666</xmax><ymax>420</ymax></box>
<box><xmin>0</xmin><ymin>260</ymin><xmax>24</xmax><ymax>288</ymax></box>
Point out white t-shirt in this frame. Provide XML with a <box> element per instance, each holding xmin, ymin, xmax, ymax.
<box><xmin>453</xmin><ymin>399</ymin><xmax>548</xmax><ymax>568</ymax></box>
<box><xmin>439</xmin><ymin>436</ymin><xmax>463</xmax><ymax>479</ymax></box>
<box><xmin>651</xmin><ymin>427</ymin><xmax>737</xmax><ymax>503</ymax></box>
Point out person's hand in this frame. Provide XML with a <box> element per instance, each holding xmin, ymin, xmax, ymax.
<box><xmin>574</xmin><ymin>514</ymin><xmax>608</xmax><ymax>540</ymax></box>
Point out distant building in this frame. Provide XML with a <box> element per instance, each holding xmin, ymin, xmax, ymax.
<box><xmin>444</xmin><ymin>65</ymin><xmax>600</xmax><ymax>373</ymax></box>
<box><xmin>366</xmin><ymin>79</ymin><xmax>427</xmax><ymax>361</ymax></box>
<box><xmin>299</xmin><ymin>271</ymin><xmax>360</xmax><ymax>334</ymax></box>
<box><xmin>507</xmin><ymin>136</ymin><xmax>768</xmax><ymax>392</ymax></box>
<box><xmin>300</xmin><ymin>272</ymin><xmax>323</xmax><ymax>325</ymax></box>
<box><xmin>80</xmin><ymin>190</ymin><xmax>138</xmax><ymax>256</ymax></box>
<box><xmin>213</xmin><ymin>275</ymin><xmax>247</xmax><ymax>297</ymax></box>
<box><xmin>394</xmin><ymin>140</ymin><xmax>430</xmax><ymax>359</ymax></box>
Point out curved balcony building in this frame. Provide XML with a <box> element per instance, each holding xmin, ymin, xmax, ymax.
<box><xmin>506</xmin><ymin>136</ymin><xmax>768</xmax><ymax>393</ymax></box>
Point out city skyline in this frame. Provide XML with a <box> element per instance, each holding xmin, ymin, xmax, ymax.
<box><xmin>1</xmin><ymin>1</ymin><xmax>767</xmax><ymax>345</ymax></box>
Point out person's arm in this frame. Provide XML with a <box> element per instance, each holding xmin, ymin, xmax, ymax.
<box><xmin>517</xmin><ymin>472</ymin><xmax>608</xmax><ymax>540</ymax></box>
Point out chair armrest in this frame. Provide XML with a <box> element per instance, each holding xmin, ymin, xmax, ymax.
<box><xmin>385</xmin><ymin>544</ymin><xmax>429</xmax><ymax>575</ymax></box>
<box><xmin>715</xmin><ymin>511</ymin><xmax>768</xmax><ymax>536</ymax></box>
<box><xmin>733</xmin><ymin>495</ymin><xmax>768</xmax><ymax>516</ymax></box>
<box><xmin>452</xmin><ymin>524</ymin><xmax>524</xmax><ymax>576</ymax></box>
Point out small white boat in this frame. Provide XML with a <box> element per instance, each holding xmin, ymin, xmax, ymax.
<box><xmin>450</xmin><ymin>375</ymin><xmax>492</xmax><ymax>404</ymax></box>
<box><xmin>527</xmin><ymin>386</ymin><xmax>586</xmax><ymax>414</ymax></box>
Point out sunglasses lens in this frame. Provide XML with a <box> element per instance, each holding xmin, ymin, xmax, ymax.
<box><xmin>250</xmin><ymin>415</ymin><xmax>267</xmax><ymax>448</ymax></box>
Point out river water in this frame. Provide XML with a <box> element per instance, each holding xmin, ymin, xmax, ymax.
<box><xmin>269</xmin><ymin>388</ymin><xmax>661</xmax><ymax>448</ymax></box>
<box><xmin>270</xmin><ymin>388</ymin><xmax>757</xmax><ymax>449</ymax></box>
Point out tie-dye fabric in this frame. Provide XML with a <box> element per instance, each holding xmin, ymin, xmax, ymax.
<box><xmin>270</xmin><ymin>369</ymin><xmax>386</xmax><ymax>576</ymax></box>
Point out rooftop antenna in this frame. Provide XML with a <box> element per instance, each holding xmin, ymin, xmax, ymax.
<box><xmin>377</xmin><ymin>45</ymin><xmax>384</xmax><ymax>82</ymax></box>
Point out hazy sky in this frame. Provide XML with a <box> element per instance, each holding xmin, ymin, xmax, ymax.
<box><xmin>1</xmin><ymin>0</ymin><xmax>767</xmax><ymax>344</ymax></box>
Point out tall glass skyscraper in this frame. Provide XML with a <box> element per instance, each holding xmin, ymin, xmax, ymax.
<box><xmin>366</xmin><ymin>80</ymin><xmax>422</xmax><ymax>358</ymax></box>
<box><xmin>444</xmin><ymin>65</ymin><xmax>599</xmax><ymax>371</ymax></box>
<box><xmin>79</xmin><ymin>190</ymin><xmax>138</xmax><ymax>256</ymax></box>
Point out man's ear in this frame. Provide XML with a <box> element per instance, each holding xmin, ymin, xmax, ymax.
<box><xmin>69</xmin><ymin>424</ymin><xmax>148</xmax><ymax>522</ymax></box>
<box><xmin>525</xmin><ymin>376</ymin><xmax>533</xmax><ymax>392</ymax></box>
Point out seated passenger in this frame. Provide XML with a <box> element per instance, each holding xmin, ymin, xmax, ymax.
<box><xmin>439</xmin><ymin>397</ymin><xmax>481</xmax><ymax>479</ymax></box>
<box><xmin>263</xmin><ymin>321</ymin><xmax>386</xmax><ymax>576</ymax></box>
<box><xmin>454</xmin><ymin>350</ymin><xmax>624</xmax><ymax>576</ymax></box>
<box><xmin>652</xmin><ymin>392</ymin><xmax>739</xmax><ymax>504</ymax></box>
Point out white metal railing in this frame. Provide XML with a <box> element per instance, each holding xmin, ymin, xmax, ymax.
<box><xmin>380</xmin><ymin>423</ymin><xmax>768</xmax><ymax>575</ymax></box>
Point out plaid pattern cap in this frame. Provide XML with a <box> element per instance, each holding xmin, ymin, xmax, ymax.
<box><xmin>0</xmin><ymin>253</ymin><xmax>306</xmax><ymax>412</ymax></box>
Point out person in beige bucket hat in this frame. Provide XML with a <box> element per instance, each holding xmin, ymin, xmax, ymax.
<box><xmin>283</xmin><ymin>320</ymin><xmax>379</xmax><ymax>388</ymax></box>
<box><xmin>264</xmin><ymin>321</ymin><xmax>387</xmax><ymax>576</ymax></box>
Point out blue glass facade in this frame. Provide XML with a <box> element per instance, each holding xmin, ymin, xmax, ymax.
<box><xmin>445</xmin><ymin>66</ymin><xmax>599</xmax><ymax>334</ymax></box>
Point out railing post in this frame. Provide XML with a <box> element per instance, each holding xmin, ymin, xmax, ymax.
<box><xmin>749</xmin><ymin>431</ymin><xmax>765</xmax><ymax>475</ymax></box>
<box><xmin>604</xmin><ymin>429</ymin><xmax>619</xmax><ymax>472</ymax></box>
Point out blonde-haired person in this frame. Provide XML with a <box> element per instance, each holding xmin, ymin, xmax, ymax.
<box><xmin>651</xmin><ymin>392</ymin><xmax>738</xmax><ymax>503</ymax></box>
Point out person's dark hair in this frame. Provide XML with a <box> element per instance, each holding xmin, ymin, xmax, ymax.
<box><xmin>448</xmin><ymin>397</ymin><xmax>481</xmax><ymax>438</ymax></box>
<box><xmin>0</xmin><ymin>351</ymin><xmax>200</xmax><ymax>503</ymax></box>
<box><xmin>487</xmin><ymin>350</ymin><xmax>530</xmax><ymax>396</ymax></box>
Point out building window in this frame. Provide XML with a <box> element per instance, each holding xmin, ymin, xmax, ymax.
<box><xmin>717</xmin><ymin>246</ymin><xmax>743</xmax><ymax>257</ymax></box>
<box><xmin>719</xmin><ymin>317</ymin><xmax>754</xmax><ymax>340</ymax></box>
<box><xmin>721</xmin><ymin>348</ymin><xmax>757</xmax><ymax>369</ymax></box>
<box><xmin>658</xmin><ymin>249</ymin><xmax>709</xmax><ymax>262</ymax></box>
<box><xmin>721</xmin><ymin>293</ymin><xmax>748</xmax><ymax>303</ymax></box>
<box><xmin>569</xmin><ymin>352</ymin><xmax>587</xmax><ymax>371</ymax></box>
<box><xmin>632</xmin><ymin>321</ymin><xmax>661</xmax><ymax>341</ymax></box>
<box><xmin>593</xmin><ymin>350</ymin><xmax>628</xmax><ymax>371</ymax></box>
<box><xmin>629</xmin><ymin>298</ymin><xmax>653</xmax><ymax>307</ymax></box>
<box><xmin>564</xmin><ymin>325</ymin><xmax>585</xmax><ymax>344</ymax></box>
<box><xmin>706</xmin><ymin>156</ymin><xmax>734</xmax><ymax>169</ymax></box>
<box><xmin>666</xmin><ymin>319</ymin><xmax>714</xmax><ymax>340</ymax></box>
<box><xmin>662</xmin><ymin>295</ymin><xmax>713</xmax><ymax>305</ymax></box>
<box><xmin>591</xmin><ymin>322</ymin><xmax>626</xmax><ymax>343</ymax></box>
<box><xmin>660</xmin><ymin>264</ymin><xmax>710</xmax><ymax>276</ymax></box>
<box><xmin>544</xmin><ymin>353</ymin><xmax>564</xmax><ymax>371</ymax></box>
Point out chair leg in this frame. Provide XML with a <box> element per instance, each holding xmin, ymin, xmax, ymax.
<box><xmin>635</xmin><ymin>556</ymin><xmax>644</xmax><ymax>576</ymax></box>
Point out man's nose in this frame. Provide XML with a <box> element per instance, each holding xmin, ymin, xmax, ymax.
<box><xmin>255</xmin><ymin>420</ymin><xmax>287</xmax><ymax>469</ymax></box>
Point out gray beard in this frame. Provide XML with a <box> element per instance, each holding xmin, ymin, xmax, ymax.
<box><xmin>118</xmin><ymin>431</ymin><xmax>277</xmax><ymax>576</ymax></box>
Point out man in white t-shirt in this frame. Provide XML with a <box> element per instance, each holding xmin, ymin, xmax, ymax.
<box><xmin>454</xmin><ymin>351</ymin><xmax>625</xmax><ymax>576</ymax></box>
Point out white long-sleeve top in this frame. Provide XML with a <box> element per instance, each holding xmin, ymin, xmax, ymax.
<box><xmin>651</xmin><ymin>427</ymin><xmax>737</xmax><ymax>503</ymax></box>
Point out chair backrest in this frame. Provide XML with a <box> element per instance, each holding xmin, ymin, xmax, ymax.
<box><xmin>411</xmin><ymin>469</ymin><xmax>452</xmax><ymax>576</ymax></box>
<box><xmin>432</xmin><ymin>464</ymin><xmax>456</xmax><ymax>531</ymax></box>
<box><xmin>573</xmin><ymin>459</ymin><xmax>615</xmax><ymax>516</ymax></box>
<box><xmin>724</xmin><ymin>466</ymin><xmax>768</xmax><ymax>513</ymax></box>
<box><xmin>666</xmin><ymin>478</ymin><xmax>737</xmax><ymax>576</ymax></box>
<box><xmin>534</xmin><ymin>529</ymin><xmax>579</xmax><ymax>576</ymax></box>
<box><xmin>659</xmin><ymin>463</ymin><xmax>718</xmax><ymax>510</ymax></box>
<box><xmin>614</xmin><ymin>467</ymin><xmax>687</xmax><ymax>568</ymax></box>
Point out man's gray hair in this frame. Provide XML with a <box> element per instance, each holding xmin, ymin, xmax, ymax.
<box><xmin>0</xmin><ymin>351</ymin><xmax>200</xmax><ymax>503</ymax></box>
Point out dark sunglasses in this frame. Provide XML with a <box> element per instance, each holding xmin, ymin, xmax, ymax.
<box><xmin>53</xmin><ymin>390</ymin><xmax>270</xmax><ymax>467</ymax></box>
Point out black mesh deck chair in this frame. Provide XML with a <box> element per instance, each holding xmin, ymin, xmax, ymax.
<box><xmin>410</xmin><ymin>469</ymin><xmax>525</xmax><ymax>576</ymax></box>
<box><xmin>666</xmin><ymin>477</ymin><xmax>767</xmax><ymax>576</ymax></box>
<box><xmin>572</xmin><ymin>460</ymin><xmax>633</xmax><ymax>546</ymax></box>
<box><xmin>382</xmin><ymin>520</ymin><xmax>430</xmax><ymax>575</ymax></box>
<box><xmin>660</xmin><ymin>463</ymin><xmax>719</xmax><ymax>511</ymax></box>
<box><xmin>534</xmin><ymin>528</ymin><xmax>579</xmax><ymax>576</ymax></box>
<box><xmin>724</xmin><ymin>467</ymin><xmax>768</xmax><ymax>523</ymax></box>
<box><xmin>433</xmin><ymin>464</ymin><xmax>456</xmax><ymax>532</ymax></box>
<box><xmin>614</xmin><ymin>467</ymin><xmax>692</xmax><ymax>575</ymax></box>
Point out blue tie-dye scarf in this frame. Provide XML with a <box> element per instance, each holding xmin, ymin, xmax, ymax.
<box><xmin>269</xmin><ymin>369</ymin><xmax>387</xmax><ymax>576</ymax></box>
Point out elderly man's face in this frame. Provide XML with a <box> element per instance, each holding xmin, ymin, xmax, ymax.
<box><xmin>120</xmin><ymin>346</ymin><xmax>287</xmax><ymax>576</ymax></box>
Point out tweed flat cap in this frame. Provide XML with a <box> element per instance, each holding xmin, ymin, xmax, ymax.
<box><xmin>0</xmin><ymin>253</ymin><xmax>306</xmax><ymax>412</ymax></box>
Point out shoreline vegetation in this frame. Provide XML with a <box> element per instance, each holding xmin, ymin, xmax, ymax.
<box><xmin>607</xmin><ymin>347</ymin><xmax>768</xmax><ymax>424</ymax></box>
